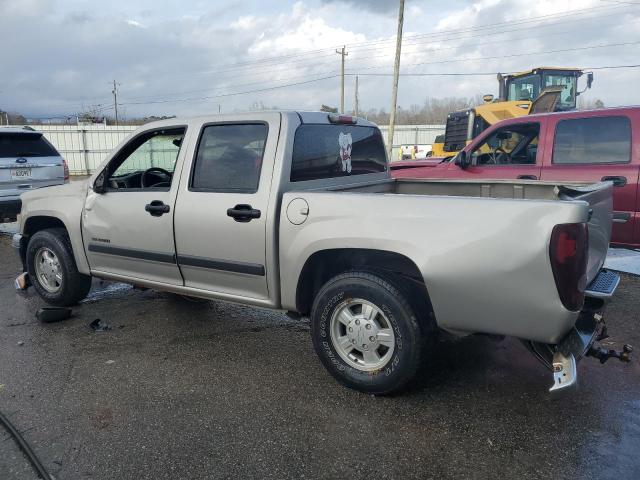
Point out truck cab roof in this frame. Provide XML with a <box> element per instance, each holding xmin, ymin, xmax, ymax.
<box><xmin>138</xmin><ymin>111</ymin><xmax>379</xmax><ymax>130</ymax></box>
<box><xmin>507</xmin><ymin>104</ymin><xmax>640</xmax><ymax>123</ymax></box>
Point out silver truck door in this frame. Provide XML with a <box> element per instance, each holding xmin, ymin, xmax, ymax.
<box><xmin>82</xmin><ymin>126</ymin><xmax>189</xmax><ymax>285</ymax></box>
<box><xmin>173</xmin><ymin>114</ymin><xmax>280</xmax><ymax>301</ymax></box>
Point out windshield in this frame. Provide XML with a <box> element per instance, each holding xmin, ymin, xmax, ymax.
<box><xmin>507</xmin><ymin>72</ymin><xmax>578</xmax><ymax>110</ymax></box>
<box><xmin>543</xmin><ymin>74</ymin><xmax>577</xmax><ymax>110</ymax></box>
<box><xmin>507</xmin><ymin>74</ymin><xmax>541</xmax><ymax>102</ymax></box>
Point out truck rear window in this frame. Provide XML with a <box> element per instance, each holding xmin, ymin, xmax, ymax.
<box><xmin>0</xmin><ymin>133</ymin><xmax>58</xmax><ymax>158</ymax></box>
<box><xmin>291</xmin><ymin>125</ymin><xmax>387</xmax><ymax>182</ymax></box>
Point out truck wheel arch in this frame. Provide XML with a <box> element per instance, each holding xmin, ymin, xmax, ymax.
<box><xmin>23</xmin><ymin>215</ymin><xmax>67</xmax><ymax>236</ymax></box>
<box><xmin>295</xmin><ymin>248</ymin><xmax>433</xmax><ymax>319</ymax></box>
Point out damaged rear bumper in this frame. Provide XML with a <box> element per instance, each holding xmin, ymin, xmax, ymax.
<box><xmin>525</xmin><ymin>269</ymin><xmax>630</xmax><ymax>393</ymax></box>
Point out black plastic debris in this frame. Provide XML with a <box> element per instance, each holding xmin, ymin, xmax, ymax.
<box><xmin>36</xmin><ymin>307</ymin><xmax>72</xmax><ymax>323</ymax></box>
<box><xmin>89</xmin><ymin>318</ymin><xmax>111</xmax><ymax>332</ymax></box>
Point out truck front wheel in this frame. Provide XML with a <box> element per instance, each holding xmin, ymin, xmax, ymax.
<box><xmin>26</xmin><ymin>228</ymin><xmax>92</xmax><ymax>306</ymax></box>
<box><xmin>310</xmin><ymin>271</ymin><xmax>429</xmax><ymax>395</ymax></box>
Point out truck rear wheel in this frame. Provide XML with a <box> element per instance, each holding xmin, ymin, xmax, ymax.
<box><xmin>310</xmin><ymin>271</ymin><xmax>429</xmax><ymax>395</ymax></box>
<box><xmin>26</xmin><ymin>228</ymin><xmax>92</xmax><ymax>306</ymax></box>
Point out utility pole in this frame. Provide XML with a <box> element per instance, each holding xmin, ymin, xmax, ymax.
<box><xmin>387</xmin><ymin>0</ymin><xmax>405</xmax><ymax>161</ymax></box>
<box><xmin>336</xmin><ymin>45</ymin><xmax>348</xmax><ymax>113</ymax></box>
<box><xmin>354</xmin><ymin>76</ymin><xmax>359</xmax><ymax>117</ymax></box>
<box><xmin>111</xmin><ymin>80</ymin><xmax>120</xmax><ymax>125</ymax></box>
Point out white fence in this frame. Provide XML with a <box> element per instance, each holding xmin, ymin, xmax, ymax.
<box><xmin>24</xmin><ymin>125</ymin><xmax>137</xmax><ymax>175</ymax></box>
<box><xmin>378</xmin><ymin>124</ymin><xmax>445</xmax><ymax>160</ymax></box>
<box><xmin>5</xmin><ymin>123</ymin><xmax>445</xmax><ymax>175</ymax></box>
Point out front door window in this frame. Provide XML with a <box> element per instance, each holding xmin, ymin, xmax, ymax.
<box><xmin>105</xmin><ymin>128</ymin><xmax>185</xmax><ymax>190</ymax></box>
<box><xmin>471</xmin><ymin>123</ymin><xmax>540</xmax><ymax>166</ymax></box>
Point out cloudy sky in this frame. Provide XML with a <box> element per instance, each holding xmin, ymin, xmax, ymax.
<box><xmin>1</xmin><ymin>0</ymin><xmax>639</xmax><ymax>119</ymax></box>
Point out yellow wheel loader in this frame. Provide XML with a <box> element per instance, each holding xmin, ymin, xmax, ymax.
<box><xmin>430</xmin><ymin>67</ymin><xmax>593</xmax><ymax>158</ymax></box>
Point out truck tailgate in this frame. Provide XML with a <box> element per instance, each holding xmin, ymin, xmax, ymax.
<box><xmin>558</xmin><ymin>182</ymin><xmax>613</xmax><ymax>284</ymax></box>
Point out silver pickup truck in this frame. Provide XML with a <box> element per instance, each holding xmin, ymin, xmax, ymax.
<box><xmin>13</xmin><ymin>111</ymin><xmax>625</xmax><ymax>395</ymax></box>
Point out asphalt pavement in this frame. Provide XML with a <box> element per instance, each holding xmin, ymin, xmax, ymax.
<box><xmin>1</xmin><ymin>235</ymin><xmax>639</xmax><ymax>479</ymax></box>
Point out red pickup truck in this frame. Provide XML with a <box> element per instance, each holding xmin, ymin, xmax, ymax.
<box><xmin>392</xmin><ymin>106</ymin><xmax>640</xmax><ymax>248</ymax></box>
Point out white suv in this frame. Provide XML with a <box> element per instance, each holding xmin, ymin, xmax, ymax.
<box><xmin>0</xmin><ymin>127</ymin><xmax>68</xmax><ymax>222</ymax></box>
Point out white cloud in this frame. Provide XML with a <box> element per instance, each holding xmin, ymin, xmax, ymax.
<box><xmin>125</xmin><ymin>19</ymin><xmax>145</xmax><ymax>28</ymax></box>
<box><xmin>248</xmin><ymin>6</ymin><xmax>366</xmax><ymax>56</ymax></box>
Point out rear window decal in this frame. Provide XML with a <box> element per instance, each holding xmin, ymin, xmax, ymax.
<box><xmin>338</xmin><ymin>132</ymin><xmax>352</xmax><ymax>174</ymax></box>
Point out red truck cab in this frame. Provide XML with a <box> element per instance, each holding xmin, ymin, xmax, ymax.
<box><xmin>392</xmin><ymin>106</ymin><xmax>640</xmax><ymax>248</ymax></box>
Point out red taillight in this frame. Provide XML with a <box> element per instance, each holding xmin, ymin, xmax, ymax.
<box><xmin>62</xmin><ymin>158</ymin><xmax>69</xmax><ymax>181</ymax></box>
<box><xmin>549</xmin><ymin>223</ymin><xmax>588</xmax><ymax>311</ymax></box>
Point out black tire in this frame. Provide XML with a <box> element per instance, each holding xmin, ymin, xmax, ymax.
<box><xmin>26</xmin><ymin>228</ymin><xmax>92</xmax><ymax>306</ymax></box>
<box><xmin>310</xmin><ymin>271</ymin><xmax>432</xmax><ymax>395</ymax></box>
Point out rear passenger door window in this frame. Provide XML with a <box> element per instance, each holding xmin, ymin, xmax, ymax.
<box><xmin>190</xmin><ymin>123</ymin><xmax>268</xmax><ymax>192</ymax></box>
<box><xmin>552</xmin><ymin>116</ymin><xmax>631</xmax><ymax>165</ymax></box>
<box><xmin>173</xmin><ymin>114</ymin><xmax>281</xmax><ymax>302</ymax></box>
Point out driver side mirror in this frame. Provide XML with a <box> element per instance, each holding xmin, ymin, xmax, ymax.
<box><xmin>93</xmin><ymin>170</ymin><xmax>106</xmax><ymax>194</ymax></box>
<box><xmin>455</xmin><ymin>150</ymin><xmax>471</xmax><ymax>170</ymax></box>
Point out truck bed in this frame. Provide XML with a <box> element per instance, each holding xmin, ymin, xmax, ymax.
<box><xmin>327</xmin><ymin>177</ymin><xmax>612</xmax><ymax>287</ymax></box>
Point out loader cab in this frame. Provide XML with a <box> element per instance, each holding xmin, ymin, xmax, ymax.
<box><xmin>441</xmin><ymin>67</ymin><xmax>592</xmax><ymax>158</ymax></box>
<box><xmin>499</xmin><ymin>68</ymin><xmax>591</xmax><ymax>112</ymax></box>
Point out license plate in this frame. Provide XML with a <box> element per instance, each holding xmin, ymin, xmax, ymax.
<box><xmin>10</xmin><ymin>168</ymin><xmax>32</xmax><ymax>179</ymax></box>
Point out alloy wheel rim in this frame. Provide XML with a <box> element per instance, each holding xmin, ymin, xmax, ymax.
<box><xmin>34</xmin><ymin>247</ymin><xmax>63</xmax><ymax>293</ymax></box>
<box><xmin>330</xmin><ymin>298</ymin><xmax>395</xmax><ymax>372</ymax></box>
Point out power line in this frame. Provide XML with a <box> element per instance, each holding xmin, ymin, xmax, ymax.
<box><xmin>121</xmin><ymin>70</ymin><xmax>342</xmax><ymax>101</ymax></box>
<box><xmin>345</xmin><ymin>40</ymin><xmax>640</xmax><ymax>74</ymax></box>
<box><xmin>22</xmin><ymin>62</ymin><xmax>640</xmax><ymax>117</ymax></box>
<box><xmin>143</xmin><ymin>3</ymin><xmax>633</xmax><ymax>79</ymax></box>
<box><xmin>223</xmin><ymin>3</ymin><xmax>629</xmax><ymax>69</ymax></box>
<box><xmin>6</xmin><ymin>2</ymin><xmax>639</xmax><ymax>116</ymax></box>
<box><xmin>81</xmin><ymin>2</ymin><xmax>633</xmax><ymax>97</ymax></box>
<box><xmin>118</xmin><ymin>25</ymin><xmax>638</xmax><ymax>104</ymax></box>
<box><xmin>22</xmin><ymin>60</ymin><xmax>640</xmax><ymax>117</ymax></box>
<box><xmin>122</xmin><ymin>28</ymin><xmax>562</xmax><ymax>103</ymax></box>
<box><xmin>121</xmin><ymin>59</ymin><xmax>640</xmax><ymax>108</ymax></box>
<box><xmin>115</xmin><ymin>46</ymin><xmax>640</xmax><ymax>111</ymax></box>
<box><xmin>588</xmin><ymin>63</ymin><xmax>640</xmax><ymax>69</ymax></box>
<box><xmin>599</xmin><ymin>0</ymin><xmax>640</xmax><ymax>5</ymax></box>
<box><xmin>349</xmin><ymin>64</ymin><xmax>640</xmax><ymax>76</ymax></box>
<box><xmin>119</xmin><ymin>74</ymin><xmax>340</xmax><ymax>106</ymax></box>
